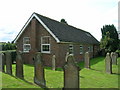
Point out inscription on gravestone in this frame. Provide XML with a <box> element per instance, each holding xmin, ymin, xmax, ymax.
<box><xmin>64</xmin><ymin>54</ymin><xmax>80</xmax><ymax>89</ymax></box>
<box><xmin>34</xmin><ymin>52</ymin><xmax>46</xmax><ymax>87</ymax></box>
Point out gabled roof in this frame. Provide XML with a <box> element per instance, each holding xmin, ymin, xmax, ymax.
<box><xmin>14</xmin><ymin>12</ymin><xmax>99</xmax><ymax>44</ymax></box>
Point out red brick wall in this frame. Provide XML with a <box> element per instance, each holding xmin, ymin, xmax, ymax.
<box><xmin>16</xmin><ymin>18</ymin><xmax>99</xmax><ymax>67</ymax></box>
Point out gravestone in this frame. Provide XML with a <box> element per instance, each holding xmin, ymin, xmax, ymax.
<box><xmin>111</xmin><ymin>52</ymin><xmax>117</xmax><ymax>65</ymax></box>
<box><xmin>52</xmin><ymin>55</ymin><xmax>56</xmax><ymax>70</ymax></box>
<box><xmin>64</xmin><ymin>54</ymin><xmax>80</xmax><ymax>89</ymax></box>
<box><xmin>65</xmin><ymin>52</ymin><xmax>69</xmax><ymax>62</ymax></box>
<box><xmin>0</xmin><ymin>53</ymin><xmax>5</xmax><ymax>72</ymax></box>
<box><xmin>84</xmin><ymin>52</ymin><xmax>90</xmax><ymax>69</ymax></box>
<box><xmin>5</xmin><ymin>52</ymin><xmax>12</xmax><ymax>75</ymax></box>
<box><xmin>34</xmin><ymin>52</ymin><xmax>46</xmax><ymax>87</ymax></box>
<box><xmin>16</xmin><ymin>51</ymin><xmax>24</xmax><ymax>79</ymax></box>
<box><xmin>105</xmin><ymin>53</ymin><xmax>112</xmax><ymax>74</ymax></box>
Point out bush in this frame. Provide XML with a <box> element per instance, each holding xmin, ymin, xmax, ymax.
<box><xmin>2</xmin><ymin>42</ymin><xmax>16</xmax><ymax>51</ymax></box>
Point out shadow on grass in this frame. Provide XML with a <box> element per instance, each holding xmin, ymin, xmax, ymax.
<box><xmin>77</xmin><ymin>56</ymin><xmax>105</xmax><ymax>70</ymax></box>
<box><xmin>24</xmin><ymin>64</ymin><xmax>63</xmax><ymax>71</ymax></box>
<box><xmin>45</xmin><ymin>67</ymin><xmax>63</xmax><ymax>71</ymax></box>
<box><xmin>3</xmin><ymin>72</ymin><xmax>35</xmax><ymax>85</ymax></box>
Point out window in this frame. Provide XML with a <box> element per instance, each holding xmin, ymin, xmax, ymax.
<box><xmin>69</xmin><ymin>44</ymin><xmax>73</xmax><ymax>54</ymax></box>
<box><xmin>41</xmin><ymin>36</ymin><xmax>50</xmax><ymax>53</ymax></box>
<box><xmin>88</xmin><ymin>46</ymin><xmax>93</xmax><ymax>52</ymax></box>
<box><xmin>23</xmin><ymin>37</ymin><xmax>31</xmax><ymax>52</ymax></box>
<box><xmin>80</xmin><ymin>45</ymin><xmax>83</xmax><ymax>54</ymax></box>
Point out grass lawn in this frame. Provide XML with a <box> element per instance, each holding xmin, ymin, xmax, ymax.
<box><xmin>1</xmin><ymin>56</ymin><xmax>120</xmax><ymax>89</ymax></box>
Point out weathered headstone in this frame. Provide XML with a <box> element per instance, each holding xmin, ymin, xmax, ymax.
<box><xmin>0</xmin><ymin>53</ymin><xmax>5</xmax><ymax>72</ymax></box>
<box><xmin>111</xmin><ymin>52</ymin><xmax>117</xmax><ymax>65</ymax></box>
<box><xmin>84</xmin><ymin>52</ymin><xmax>90</xmax><ymax>69</ymax></box>
<box><xmin>64</xmin><ymin>54</ymin><xmax>80</xmax><ymax>89</ymax></box>
<box><xmin>52</xmin><ymin>55</ymin><xmax>56</xmax><ymax>70</ymax></box>
<box><xmin>105</xmin><ymin>53</ymin><xmax>112</xmax><ymax>74</ymax></box>
<box><xmin>16</xmin><ymin>51</ymin><xmax>24</xmax><ymax>79</ymax></box>
<box><xmin>5</xmin><ymin>52</ymin><xmax>12</xmax><ymax>75</ymax></box>
<box><xmin>34</xmin><ymin>52</ymin><xmax>46</xmax><ymax>87</ymax></box>
<box><xmin>65</xmin><ymin>52</ymin><xmax>69</xmax><ymax>62</ymax></box>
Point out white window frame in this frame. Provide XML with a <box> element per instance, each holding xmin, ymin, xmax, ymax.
<box><xmin>23</xmin><ymin>37</ymin><xmax>31</xmax><ymax>52</ymax></box>
<box><xmin>69</xmin><ymin>44</ymin><xmax>73</xmax><ymax>54</ymax></box>
<box><xmin>41</xmin><ymin>36</ymin><xmax>50</xmax><ymax>53</ymax></box>
<box><xmin>80</xmin><ymin>45</ymin><xmax>83</xmax><ymax>54</ymax></box>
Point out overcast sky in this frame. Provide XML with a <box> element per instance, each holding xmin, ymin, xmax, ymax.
<box><xmin>0</xmin><ymin>0</ymin><xmax>119</xmax><ymax>42</ymax></box>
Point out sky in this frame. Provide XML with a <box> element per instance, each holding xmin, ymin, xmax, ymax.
<box><xmin>0</xmin><ymin>0</ymin><xmax>119</xmax><ymax>42</ymax></box>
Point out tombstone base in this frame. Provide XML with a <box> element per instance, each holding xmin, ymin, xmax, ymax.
<box><xmin>34</xmin><ymin>77</ymin><xmax>46</xmax><ymax>88</ymax></box>
<box><xmin>16</xmin><ymin>74</ymin><xmax>24</xmax><ymax>79</ymax></box>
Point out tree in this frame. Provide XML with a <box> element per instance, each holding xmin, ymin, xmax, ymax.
<box><xmin>2</xmin><ymin>42</ymin><xmax>16</xmax><ymax>51</ymax></box>
<box><xmin>60</xmin><ymin>19</ymin><xmax>68</xmax><ymax>24</ymax></box>
<box><xmin>100</xmin><ymin>24</ymin><xmax>119</xmax><ymax>53</ymax></box>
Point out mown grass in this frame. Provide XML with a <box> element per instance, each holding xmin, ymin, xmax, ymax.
<box><xmin>1</xmin><ymin>57</ymin><xmax>120</xmax><ymax>88</ymax></box>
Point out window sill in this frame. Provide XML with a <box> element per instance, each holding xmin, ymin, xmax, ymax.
<box><xmin>41</xmin><ymin>51</ymin><xmax>50</xmax><ymax>54</ymax></box>
<box><xmin>23</xmin><ymin>51</ymin><xmax>30</xmax><ymax>53</ymax></box>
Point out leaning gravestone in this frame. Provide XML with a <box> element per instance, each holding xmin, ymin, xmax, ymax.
<box><xmin>0</xmin><ymin>53</ymin><xmax>5</xmax><ymax>72</ymax></box>
<box><xmin>84</xmin><ymin>52</ymin><xmax>90</xmax><ymax>69</ymax></box>
<box><xmin>16</xmin><ymin>51</ymin><xmax>24</xmax><ymax>79</ymax></box>
<box><xmin>63</xmin><ymin>54</ymin><xmax>80</xmax><ymax>89</ymax></box>
<box><xmin>105</xmin><ymin>53</ymin><xmax>112</xmax><ymax>74</ymax></box>
<box><xmin>34</xmin><ymin>52</ymin><xmax>46</xmax><ymax>87</ymax></box>
<box><xmin>5</xmin><ymin>52</ymin><xmax>12</xmax><ymax>75</ymax></box>
<box><xmin>52</xmin><ymin>55</ymin><xmax>56</xmax><ymax>70</ymax></box>
<box><xmin>111</xmin><ymin>52</ymin><xmax>117</xmax><ymax>65</ymax></box>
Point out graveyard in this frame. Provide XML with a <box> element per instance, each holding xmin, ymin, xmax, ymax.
<box><xmin>1</xmin><ymin>55</ymin><xmax>119</xmax><ymax>88</ymax></box>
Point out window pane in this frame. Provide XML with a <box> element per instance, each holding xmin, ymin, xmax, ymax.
<box><xmin>80</xmin><ymin>45</ymin><xmax>83</xmax><ymax>54</ymax></box>
<box><xmin>69</xmin><ymin>44</ymin><xmax>73</xmax><ymax>54</ymax></box>
<box><xmin>42</xmin><ymin>45</ymin><xmax>50</xmax><ymax>51</ymax></box>
<box><xmin>24</xmin><ymin>37</ymin><xmax>30</xmax><ymax>44</ymax></box>
<box><xmin>24</xmin><ymin>45</ymin><xmax>30</xmax><ymax>51</ymax></box>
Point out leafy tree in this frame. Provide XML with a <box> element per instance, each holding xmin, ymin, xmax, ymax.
<box><xmin>100</xmin><ymin>24</ymin><xmax>119</xmax><ymax>53</ymax></box>
<box><xmin>60</xmin><ymin>19</ymin><xmax>68</xmax><ymax>24</ymax></box>
<box><xmin>2</xmin><ymin>42</ymin><xmax>16</xmax><ymax>51</ymax></box>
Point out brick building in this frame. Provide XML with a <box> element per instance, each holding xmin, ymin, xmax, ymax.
<box><xmin>14</xmin><ymin>12</ymin><xmax>99</xmax><ymax>67</ymax></box>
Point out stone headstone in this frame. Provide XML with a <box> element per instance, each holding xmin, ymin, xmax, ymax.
<box><xmin>84</xmin><ymin>52</ymin><xmax>90</xmax><ymax>69</ymax></box>
<box><xmin>16</xmin><ymin>51</ymin><xmax>24</xmax><ymax>79</ymax></box>
<box><xmin>0</xmin><ymin>53</ymin><xmax>5</xmax><ymax>72</ymax></box>
<box><xmin>64</xmin><ymin>54</ymin><xmax>80</xmax><ymax>89</ymax></box>
<box><xmin>65</xmin><ymin>52</ymin><xmax>69</xmax><ymax>62</ymax></box>
<box><xmin>52</xmin><ymin>55</ymin><xmax>56</xmax><ymax>70</ymax></box>
<box><xmin>34</xmin><ymin>52</ymin><xmax>46</xmax><ymax>87</ymax></box>
<box><xmin>105</xmin><ymin>53</ymin><xmax>112</xmax><ymax>74</ymax></box>
<box><xmin>5</xmin><ymin>52</ymin><xmax>12</xmax><ymax>75</ymax></box>
<box><xmin>111</xmin><ymin>52</ymin><xmax>117</xmax><ymax>65</ymax></box>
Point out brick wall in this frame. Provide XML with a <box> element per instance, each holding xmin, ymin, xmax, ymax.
<box><xmin>16</xmin><ymin>18</ymin><xmax>99</xmax><ymax>67</ymax></box>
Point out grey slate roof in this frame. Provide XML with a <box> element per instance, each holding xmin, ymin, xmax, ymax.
<box><xmin>35</xmin><ymin>13</ymin><xmax>99</xmax><ymax>44</ymax></box>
